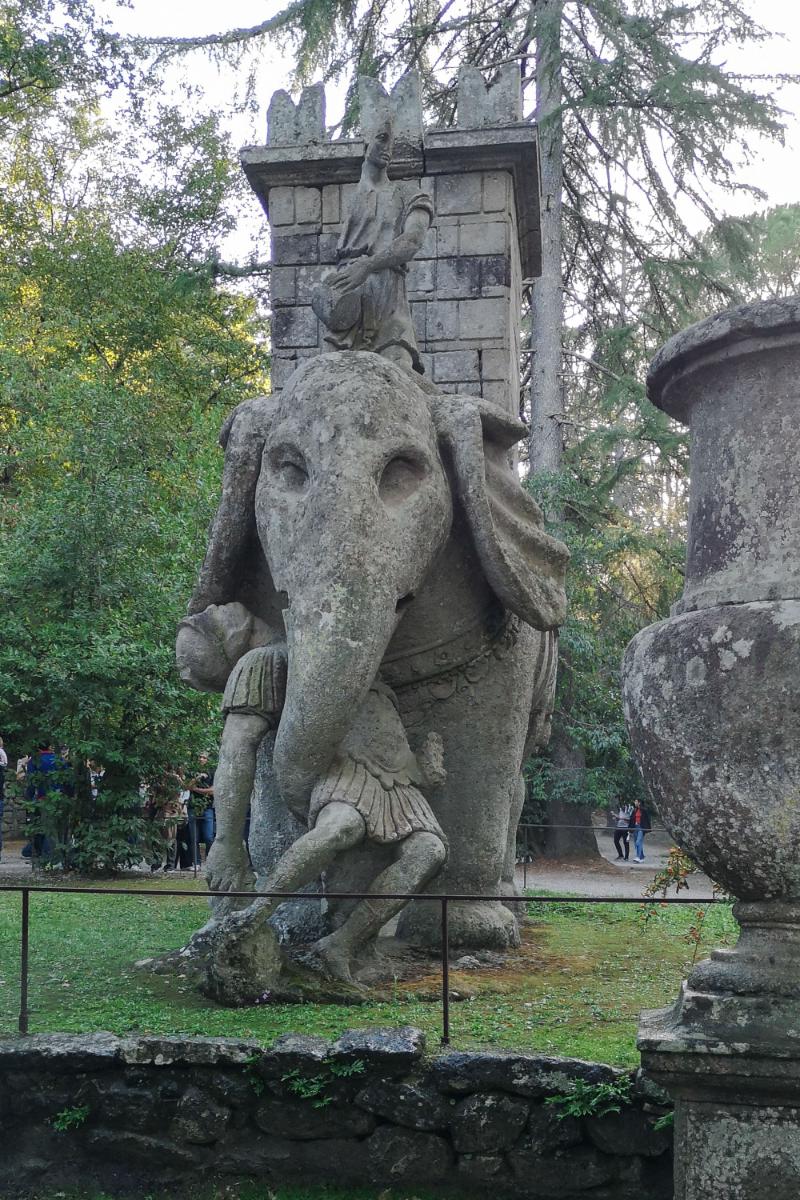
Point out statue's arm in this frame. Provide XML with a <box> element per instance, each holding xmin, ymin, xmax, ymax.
<box><xmin>333</xmin><ymin>207</ymin><xmax>431</xmax><ymax>291</ymax></box>
<box><xmin>369</xmin><ymin>207</ymin><xmax>431</xmax><ymax>270</ymax></box>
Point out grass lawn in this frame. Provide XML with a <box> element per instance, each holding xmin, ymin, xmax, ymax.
<box><xmin>0</xmin><ymin>877</ymin><xmax>737</xmax><ymax>1067</ymax></box>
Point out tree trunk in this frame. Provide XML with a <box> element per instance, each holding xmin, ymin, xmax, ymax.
<box><xmin>528</xmin><ymin>0</ymin><xmax>600</xmax><ymax>861</ymax></box>
<box><xmin>529</xmin><ymin>0</ymin><xmax>565</xmax><ymax>478</ymax></box>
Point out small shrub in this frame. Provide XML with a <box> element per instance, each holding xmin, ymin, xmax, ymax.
<box><xmin>51</xmin><ymin>1103</ymin><xmax>91</xmax><ymax>1132</ymax></box>
<box><xmin>545</xmin><ymin>1076</ymin><xmax>632</xmax><ymax>1119</ymax></box>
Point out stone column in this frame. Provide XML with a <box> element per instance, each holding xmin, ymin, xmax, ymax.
<box><xmin>240</xmin><ymin>67</ymin><xmax>541</xmax><ymax>415</ymax></box>
<box><xmin>621</xmin><ymin>298</ymin><xmax>800</xmax><ymax>1200</ymax></box>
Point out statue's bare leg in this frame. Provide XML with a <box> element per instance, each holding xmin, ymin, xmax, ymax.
<box><xmin>315</xmin><ymin>831</ymin><xmax>447</xmax><ymax>982</ymax></box>
<box><xmin>210</xmin><ymin>801</ymin><xmax>366</xmax><ymax>942</ymax></box>
<box><xmin>205</xmin><ymin>712</ymin><xmax>269</xmax><ymax>919</ymax></box>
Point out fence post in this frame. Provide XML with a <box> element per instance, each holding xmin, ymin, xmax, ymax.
<box><xmin>19</xmin><ymin>888</ymin><xmax>29</xmax><ymax>1035</ymax></box>
<box><xmin>440</xmin><ymin>896</ymin><xmax>450</xmax><ymax>1046</ymax></box>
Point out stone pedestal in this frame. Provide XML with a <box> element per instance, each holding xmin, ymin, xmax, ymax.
<box><xmin>622</xmin><ymin>299</ymin><xmax>800</xmax><ymax>1199</ymax></box>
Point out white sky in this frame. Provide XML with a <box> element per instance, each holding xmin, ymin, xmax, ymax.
<box><xmin>99</xmin><ymin>0</ymin><xmax>800</xmax><ymax>252</ymax></box>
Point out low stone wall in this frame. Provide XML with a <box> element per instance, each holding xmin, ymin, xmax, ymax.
<box><xmin>0</xmin><ymin>1029</ymin><xmax>673</xmax><ymax>1198</ymax></box>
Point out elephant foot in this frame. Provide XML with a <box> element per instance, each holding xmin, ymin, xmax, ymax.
<box><xmin>397</xmin><ymin>898</ymin><xmax>521</xmax><ymax>951</ymax></box>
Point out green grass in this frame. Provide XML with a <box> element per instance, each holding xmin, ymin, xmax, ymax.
<box><xmin>0</xmin><ymin>878</ymin><xmax>737</xmax><ymax>1067</ymax></box>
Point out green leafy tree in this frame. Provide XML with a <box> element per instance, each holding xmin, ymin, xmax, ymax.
<box><xmin>0</xmin><ymin>33</ymin><xmax>268</xmax><ymax>869</ymax></box>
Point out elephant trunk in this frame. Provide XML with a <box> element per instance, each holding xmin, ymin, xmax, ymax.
<box><xmin>273</xmin><ymin>576</ymin><xmax>400</xmax><ymax>817</ymax></box>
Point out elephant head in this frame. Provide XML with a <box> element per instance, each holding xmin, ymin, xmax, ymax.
<box><xmin>179</xmin><ymin>352</ymin><xmax>568</xmax><ymax>815</ymax></box>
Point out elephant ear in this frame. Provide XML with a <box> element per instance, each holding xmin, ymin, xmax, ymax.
<box><xmin>177</xmin><ymin>395</ymin><xmax>284</xmax><ymax>692</ymax></box>
<box><xmin>432</xmin><ymin>395</ymin><xmax>569</xmax><ymax>630</ymax></box>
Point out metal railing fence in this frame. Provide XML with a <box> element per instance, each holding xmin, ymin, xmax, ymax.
<box><xmin>0</xmin><ymin>883</ymin><xmax>726</xmax><ymax>1046</ymax></box>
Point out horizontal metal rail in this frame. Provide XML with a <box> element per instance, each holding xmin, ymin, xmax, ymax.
<box><xmin>2</xmin><ymin>883</ymin><xmax>727</xmax><ymax>1044</ymax></box>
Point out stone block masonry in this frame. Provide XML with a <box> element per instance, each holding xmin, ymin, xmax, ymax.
<box><xmin>242</xmin><ymin>67</ymin><xmax>541</xmax><ymax>415</ymax></box>
<box><xmin>0</xmin><ymin>1030</ymin><xmax>673</xmax><ymax>1199</ymax></box>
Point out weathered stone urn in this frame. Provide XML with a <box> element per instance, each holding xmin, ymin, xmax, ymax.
<box><xmin>622</xmin><ymin>299</ymin><xmax>800</xmax><ymax>1199</ymax></box>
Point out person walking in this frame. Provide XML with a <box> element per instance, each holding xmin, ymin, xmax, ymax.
<box><xmin>628</xmin><ymin>798</ymin><xmax>652</xmax><ymax>862</ymax></box>
<box><xmin>612</xmin><ymin>802</ymin><xmax>633</xmax><ymax>860</ymax></box>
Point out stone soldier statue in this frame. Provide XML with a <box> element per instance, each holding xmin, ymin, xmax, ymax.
<box><xmin>311</xmin><ymin>115</ymin><xmax>433</xmax><ymax>375</ymax></box>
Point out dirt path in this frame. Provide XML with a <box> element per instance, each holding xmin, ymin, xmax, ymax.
<box><xmin>517</xmin><ymin>827</ymin><xmax>716</xmax><ymax>899</ymax></box>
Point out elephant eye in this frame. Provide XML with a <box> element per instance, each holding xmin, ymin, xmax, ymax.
<box><xmin>270</xmin><ymin>444</ymin><xmax>308</xmax><ymax>492</ymax></box>
<box><xmin>379</xmin><ymin>453</ymin><xmax>427</xmax><ymax>507</ymax></box>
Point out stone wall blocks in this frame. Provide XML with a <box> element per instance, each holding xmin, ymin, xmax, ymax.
<box><xmin>318</xmin><ymin>232</ymin><xmax>339</xmax><ymax>265</ymax></box>
<box><xmin>266</xmin><ymin>185</ymin><xmax>294</xmax><ymax>226</ymax></box>
<box><xmin>508</xmin><ymin>1142</ymin><xmax>618</xmax><ymax>1193</ymax></box>
<box><xmin>294</xmin><ymin>186</ymin><xmax>322</xmax><ymax>226</ymax></box>
<box><xmin>482</xmin><ymin>348</ymin><xmax>511</xmax><ymax>381</ymax></box>
<box><xmin>367</xmin><ymin>1125</ymin><xmax>453</xmax><ymax>1183</ymax></box>
<box><xmin>330</xmin><ymin>1026</ymin><xmax>425</xmax><ymax>1073</ymax></box>
<box><xmin>426</xmin><ymin>300</ymin><xmax>460</xmax><ymax>342</ymax></box>
<box><xmin>272</xmin><ymin>233</ymin><xmax>319</xmax><ymax>266</ymax></box>
<box><xmin>482</xmin><ymin>381</ymin><xmax>510</xmax><ymax>409</ymax></box>
<box><xmin>437</xmin><ymin>257</ymin><xmax>481</xmax><ymax>300</ymax></box>
<box><xmin>408</xmin><ymin>258</ymin><xmax>435</xmax><ymax>295</ymax></box>
<box><xmin>460</xmin><ymin>220</ymin><xmax>508</xmax><ymax>257</ymax></box>
<box><xmin>254</xmin><ymin>1096</ymin><xmax>375</xmax><ymax>1140</ymax></box>
<box><xmin>527</xmin><ymin>1104</ymin><xmax>583</xmax><ymax>1149</ymax></box>
<box><xmin>85</xmin><ymin>1127</ymin><xmax>212</xmax><ymax>1171</ymax></box>
<box><xmin>271</xmin><ymin>266</ymin><xmax>296</xmax><ymax>305</ymax></box>
<box><xmin>355</xmin><ymin>1079</ymin><xmax>453</xmax><ymax>1131</ymax></box>
<box><xmin>411</xmin><ymin>301</ymin><xmax>427</xmax><ymax>343</ymax></box>
<box><xmin>483</xmin><ymin>171</ymin><xmax>512</xmax><ymax>212</ymax></box>
<box><xmin>296</xmin><ymin>265</ymin><xmax>327</xmax><ymax>305</ymax></box>
<box><xmin>321</xmin><ymin>184</ymin><xmax>340</xmax><ymax>225</ymax></box>
<box><xmin>481</xmin><ymin>254</ymin><xmax>512</xmax><ymax>291</ymax></box>
<box><xmin>585</xmin><ymin>1108</ymin><xmax>673</xmax><ymax>1158</ymax></box>
<box><xmin>85</xmin><ymin>1080</ymin><xmax>163</xmax><ymax>1133</ymax></box>
<box><xmin>170</xmin><ymin>1087</ymin><xmax>231</xmax><ymax>1145</ymax></box>
<box><xmin>436</xmin><ymin>173</ymin><xmax>482</xmax><ymax>216</ymax></box>
<box><xmin>429</xmin><ymin>1051</ymin><xmax>620</xmax><ymax>1099</ymax></box>
<box><xmin>270</xmin><ymin>353</ymin><xmax>297</xmax><ymax>391</ymax></box>
<box><xmin>456</xmin><ymin>1152</ymin><xmax>513</xmax><ymax>1184</ymax></box>
<box><xmin>632</xmin><ymin>1069</ymin><xmax>672</xmax><ymax>1108</ymax></box>
<box><xmin>460</xmin><ymin>298</ymin><xmax>507</xmax><ymax>340</ymax></box>
<box><xmin>432</xmin><ymin>350</ymin><xmax>480</xmax><ymax>383</ymax></box>
<box><xmin>0</xmin><ymin>1032</ymin><xmax>125</xmax><ymax>1072</ymax></box>
<box><xmin>449</xmin><ymin>1091</ymin><xmax>529</xmax><ymax>1153</ymax></box>
<box><xmin>272</xmin><ymin>306</ymin><xmax>319</xmax><ymax>348</ymax></box>
<box><xmin>435</xmin><ymin>221</ymin><xmax>459</xmax><ymax>257</ymax></box>
<box><xmin>257</xmin><ymin>1033</ymin><xmax>331</xmax><ymax>1080</ymax></box>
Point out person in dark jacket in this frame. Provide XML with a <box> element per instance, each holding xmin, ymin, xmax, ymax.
<box><xmin>628</xmin><ymin>798</ymin><xmax>652</xmax><ymax>862</ymax></box>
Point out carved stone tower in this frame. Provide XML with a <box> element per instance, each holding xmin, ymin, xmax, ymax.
<box><xmin>240</xmin><ymin>66</ymin><xmax>541</xmax><ymax>416</ymax></box>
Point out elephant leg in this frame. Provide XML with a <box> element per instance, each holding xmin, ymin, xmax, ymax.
<box><xmin>396</xmin><ymin>627</ymin><xmax>540</xmax><ymax>951</ymax></box>
<box><xmin>500</xmin><ymin>773</ymin><xmax>526</xmax><ymax>900</ymax></box>
<box><xmin>315</xmin><ymin>831</ymin><xmax>447</xmax><ymax>982</ymax></box>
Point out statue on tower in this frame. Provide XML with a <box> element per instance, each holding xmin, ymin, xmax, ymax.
<box><xmin>311</xmin><ymin>116</ymin><xmax>433</xmax><ymax>375</ymax></box>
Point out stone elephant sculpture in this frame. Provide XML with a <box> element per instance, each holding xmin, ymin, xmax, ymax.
<box><xmin>178</xmin><ymin>351</ymin><xmax>568</xmax><ymax>950</ymax></box>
